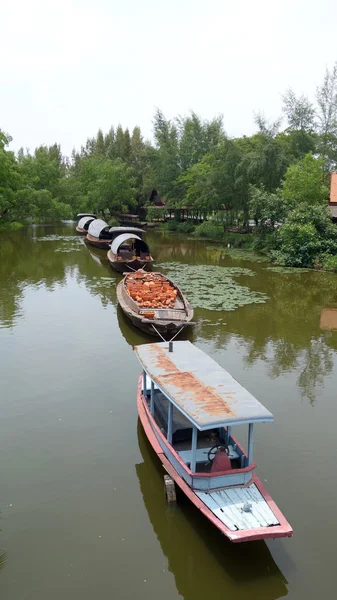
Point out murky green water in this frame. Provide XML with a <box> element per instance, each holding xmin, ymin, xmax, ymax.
<box><xmin>1</xmin><ymin>224</ymin><xmax>337</xmax><ymax>599</ymax></box>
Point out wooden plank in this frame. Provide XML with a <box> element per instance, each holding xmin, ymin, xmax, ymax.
<box><xmin>247</xmin><ymin>484</ymin><xmax>279</xmax><ymax>525</ymax></box>
<box><xmin>213</xmin><ymin>490</ymin><xmax>251</xmax><ymax>531</ymax></box>
<box><xmin>235</xmin><ymin>486</ymin><xmax>269</xmax><ymax>528</ymax></box>
<box><xmin>222</xmin><ymin>488</ymin><xmax>263</xmax><ymax>530</ymax></box>
<box><xmin>196</xmin><ymin>492</ymin><xmax>237</xmax><ymax>531</ymax></box>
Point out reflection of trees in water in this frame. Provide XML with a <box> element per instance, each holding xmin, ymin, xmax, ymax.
<box><xmin>0</xmin><ymin>550</ymin><xmax>7</xmax><ymax>574</ymax></box>
<box><xmin>2</xmin><ymin>227</ymin><xmax>337</xmax><ymax>405</ymax></box>
<box><xmin>0</xmin><ymin>226</ymin><xmax>117</xmax><ymax>327</ymax></box>
<box><xmin>136</xmin><ymin>423</ymin><xmax>288</xmax><ymax>600</ymax></box>
<box><xmin>194</xmin><ymin>269</ymin><xmax>337</xmax><ymax>405</ymax></box>
<box><xmin>75</xmin><ymin>244</ymin><xmax>118</xmax><ymax>309</ymax></box>
<box><xmin>297</xmin><ymin>339</ymin><xmax>333</xmax><ymax>405</ymax></box>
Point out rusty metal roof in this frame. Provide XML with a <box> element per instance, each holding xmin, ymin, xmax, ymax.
<box><xmin>135</xmin><ymin>342</ymin><xmax>273</xmax><ymax>430</ymax></box>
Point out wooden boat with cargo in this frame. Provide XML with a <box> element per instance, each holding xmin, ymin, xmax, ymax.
<box><xmin>135</xmin><ymin>341</ymin><xmax>293</xmax><ymax>543</ymax></box>
<box><xmin>76</xmin><ymin>215</ymin><xmax>96</xmax><ymax>235</ymax></box>
<box><xmin>117</xmin><ymin>271</ymin><xmax>194</xmax><ymax>337</ymax></box>
<box><xmin>107</xmin><ymin>229</ymin><xmax>153</xmax><ymax>273</ymax></box>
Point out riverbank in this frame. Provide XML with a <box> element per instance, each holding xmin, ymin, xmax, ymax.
<box><xmin>0</xmin><ymin>220</ymin><xmax>26</xmax><ymax>231</ymax></box>
<box><xmin>154</xmin><ymin>220</ymin><xmax>254</xmax><ymax>248</ymax></box>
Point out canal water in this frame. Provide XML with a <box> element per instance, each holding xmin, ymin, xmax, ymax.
<box><xmin>0</xmin><ymin>223</ymin><xmax>337</xmax><ymax>599</ymax></box>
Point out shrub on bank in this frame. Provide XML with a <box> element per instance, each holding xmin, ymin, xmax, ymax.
<box><xmin>268</xmin><ymin>205</ymin><xmax>337</xmax><ymax>268</ymax></box>
<box><xmin>192</xmin><ymin>221</ymin><xmax>253</xmax><ymax>248</ymax></box>
<box><xmin>161</xmin><ymin>221</ymin><xmax>196</xmax><ymax>234</ymax></box>
<box><xmin>318</xmin><ymin>253</ymin><xmax>337</xmax><ymax>272</ymax></box>
<box><xmin>193</xmin><ymin>221</ymin><xmax>224</xmax><ymax>239</ymax></box>
<box><xmin>108</xmin><ymin>217</ymin><xmax>119</xmax><ymax>227</ymax></box>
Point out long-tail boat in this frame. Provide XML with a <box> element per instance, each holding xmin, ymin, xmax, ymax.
<box><xmin>76</xmin><ymin>215</ymin><xmax>96</xmax><ymax>235</ymax></box>
<box><xmin>107</xmin><ymin>229</ymin><xmax>153</xmax><ymax>273</ymax></box>
<box><xmin>117</xmin><ymin>271</ymin><xmax>194</xmax><ymax>338</ymax></box>
<box><xmin>135</xmin><ymin>341</ymin><xmax>293</xmax><ymax>543</ymax></box>
<box><xmin>85</xmin><ymin>219</ymin><xmax>113</xmax><ymax>249</ymax></box>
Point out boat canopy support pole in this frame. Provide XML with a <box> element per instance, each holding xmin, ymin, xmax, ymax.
<box><xmin>248</xmin><ymin>423</ymin><xmax>254</xmax><ymax>466</ymax></box>
<box><xmin>191</xmin><ymin>426</ymin><xmax>198</xmax><ymax>473</ymax></box>
<box><xmin>167</xmin><ymin>401</ymin><xmax>173</xmax><ymax>444</ymax></box>
<box><xmin>226</xmin><ymin>426</ymin><xmax>232</xmax><ymax>446</ymax></box>
<box><xmin>150</xmin><ymin>380</ymin><xmax>155</xmax><ymax>416</ymax></box>
<box><xmin>143</xmin><ymin>370</ymin><xmax>147</xmax><ymax>397</ymax></box>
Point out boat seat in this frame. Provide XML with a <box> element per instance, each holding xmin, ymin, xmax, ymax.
<box><xmin>120</xmin><ymin>250</ymin><xmax>134</xmax><ymax>259</ymax></box>
<box><xmin>211</xmin><ymin>449</ymin><xmax>232</xmax><ymax>473</ymax></box>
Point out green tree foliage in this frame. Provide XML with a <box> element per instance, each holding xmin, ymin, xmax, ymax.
<box><xmin>282</xmin><ymin>89</ymin><xmax>316</xmax><ymax>132</ymax></box>
<box><xmin>276</xmin><ymin>204</ymin><xmax>337</xmax><ymax>267</ymax></box>
<box><xmin>0</xmin><ymin>131</ymin><xmax>21</xmax><ymax>219</ymax></box>
<box><xmin>249</xmin><ymin>185</ymin><xmax>290</xmax><ymax>227</ymax></box>
<box><xmin>316</xmin><ymin>62</ymin><xmax>337</xmax><ymax>171</ymax></box>
<box><xmin>1</xmin><ymin>61</ymin><xmax>337</xmax><ymax>254</ymax></box>
<box><xmin>282</xmin><ymin>154</ymin><xmax>328</xmax><ymax>205</ymax></box>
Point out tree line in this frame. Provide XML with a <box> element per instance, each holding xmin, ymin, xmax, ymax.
<box><xmin>2</xmin><ymin>62</ymin><xmax>337</xmax><ymax>267</ymax></box>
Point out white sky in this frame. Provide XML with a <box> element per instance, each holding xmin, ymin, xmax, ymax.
<box><xmin>1</xmin><ymin>0</ymin><xmax>336</xmax><ymax>157</ymax></box>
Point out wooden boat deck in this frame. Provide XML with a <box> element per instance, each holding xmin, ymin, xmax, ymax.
<box><xmin>196</xmin><ymin>484</ymin><xmax>279</xmax><ymax>532</ymax></box>
<box><xmin>117</xmin><ymin>274</ymin><xmax>194</xmax><ymax>337</ymax></box>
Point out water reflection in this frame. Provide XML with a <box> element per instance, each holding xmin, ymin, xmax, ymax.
<box><xmin>135</xmin><ymin>423</ymin><xmax>288</xmax><ymax>600</ymax></box>
<box><xmin>0</xmin><ymin>226</ymin><xmax>118</xmax><ymax>326</ymax></box>
<box><xmin>1</xmin><ymin>226</ymin><xmax>337</xmax><ymax>406</ymax></box>
<box><xmin>0</xmin><ymin>551</ymin><xmax>7</xmax><ymax>575</ymax></box>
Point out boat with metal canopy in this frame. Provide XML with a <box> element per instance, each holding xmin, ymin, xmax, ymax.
<box><xmin>76</xmin><ymin>215</ymin><xmax>96</xmax><ymax>235</ymax></box>
<box><xmin>107</xmin><ymin>229</ymin><xmax>153</xmax><ymax>273</ymax></box>
<box><xmin>85</xmin><ymin>219</ymin><xmax>113</xmax><ymax>249</ymax></box>
<box><xmin>135</xmin><ymin>341</ymin><xmax>293</xmax><ymax>543</ymax></box>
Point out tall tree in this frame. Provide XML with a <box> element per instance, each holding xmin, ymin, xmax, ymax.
<box><xmin>316</xmin><ymin>62</ymin><xmax>337</xmax><ymax>169</ymax></box>
<box><xmin>282</xmin><ymin>89</ymin><xmax>316</xmax><ymax>132</ymax></box>
<box><xmin>153</xmin><ymin>109</ymin><xmax>180</xmax><ymax>197</ymax></box>
<box><xmin>95</xmin><ymin>129</ymin><xmax>106</xmax><ymax>156</ymax></box>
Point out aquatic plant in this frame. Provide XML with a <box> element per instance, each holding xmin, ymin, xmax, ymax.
<box><xmin>264</xmin><ymin>266</ymin><xmax>312</xmax><ymax>274</ymax></box>
<box><xmin>54</xmin><ymin>247</ymin><xmax>82</xmax><ymax>253</ymax></box>
<box><xmin>206</xmin><ymin>247</ymin><xmax>269</xmax><ymax>263</ymax></box>
<box><xmin>156</xmin><ymin>263</ymin><xmax>268</xmax><ymax>311</ymax></box>
<box><xmin>36</xmin><ymin>235</ymin><xmax>82</xmax><ymax>242</ymax></box>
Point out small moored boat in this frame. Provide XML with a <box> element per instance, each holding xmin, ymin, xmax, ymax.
<box><xmin>135</xmin><ymin>341</ymin><xmax>293</xmax><ymax>543</ymax></box>
<box><xmin>117</xmin><ymin>271</ymin><xmax>194</xmax><ymax>338</ymax></box>
<box><xmin>85</xmin><ymin>219</ymin><xmax>113</xmax><ymax>249</ymax></box>
<box><xmin>107</xmin><ymin>229</ymin><xmax>153</xmax><ymax>273</ymax></box>
<box><xmin>76</xmin><ymin>213</ymin><xmax>97</xmax><ymax>219</ymax></box>
<box><xmin>76</xmin><ymin>215</ymin><xmax>96</xmax><ymax>235</ymax></box>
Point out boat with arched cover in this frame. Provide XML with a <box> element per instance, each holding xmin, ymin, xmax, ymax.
<box><xmin>76</xmin><ymin>215</ymin><xmax>96</xmax><ymax>235</ymax></box>
<box><xmin>85</xmin><ymin>219</ymin><xmax>114</xmax><ymax>249</ymax></box>
<box><xmin>107</xmin><ymin>230</ymin><xmax>153</xmax><ymax>273</ymax></box>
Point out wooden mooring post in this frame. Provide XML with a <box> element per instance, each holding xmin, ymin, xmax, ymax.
<box><xmin>164</xmin><ymin>474</ymin><xmax>176</xmax><ymax>503</ymax></box>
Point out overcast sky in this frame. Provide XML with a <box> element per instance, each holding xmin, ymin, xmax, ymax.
<box><xmin>1</xmin><ymin>0</ymin><xmax>336</xmax><ymax>157</ymax></box>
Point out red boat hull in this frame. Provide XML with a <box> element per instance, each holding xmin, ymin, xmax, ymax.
<box><xmin>137</xmin><ymin>376</ymin><xmax>293</xmax><ymax>543</ymax></box>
